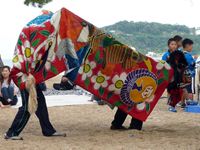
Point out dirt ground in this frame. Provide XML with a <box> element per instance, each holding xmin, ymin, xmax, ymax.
<box><xmin>0</xmin><ymin>99</ymin><xmax>200</xmax><ymax>150</ymax></box>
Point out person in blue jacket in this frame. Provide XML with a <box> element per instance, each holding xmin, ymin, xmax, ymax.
<box><xmin>182</xmin><ymin>38</ymin><xmax>196</xmax><ymax>102</ymax></box>
<box><xmin>162</xmin><ymin>38</ymin><xmax>177</xmax><ymax>112</ymax></box>
<box><xmin>162</xmin><ymin>38</ymin><xmax>177</xmax><ymax>61</ymax></box>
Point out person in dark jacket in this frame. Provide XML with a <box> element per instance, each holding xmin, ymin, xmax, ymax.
<box><xmin>111</xmin><ymin>108</ymin><xmax>143</xmax><ymax>130</ymax></box>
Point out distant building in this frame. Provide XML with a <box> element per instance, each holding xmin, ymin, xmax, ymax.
<box><xmin>109</xmin><ymin>30</ymin><xmax>116</xmax><ymax>33</ymax></box>
<box><xmin>146</xmin><ymin>51</ymin><xmax>162</xmax><ymax>61</ymax></box>
<box><xmin>194</xmin><ymin>27</ymin><xmax>200</xmax><ymax>35</ymax></box>
<box><xmin>146</xmin><ymin>52</ymin><xmax>157</xmax><ymax>57</ymax></box>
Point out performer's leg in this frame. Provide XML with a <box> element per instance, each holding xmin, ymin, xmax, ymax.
<box><xmin>6</xmin><ymin>89</ymin><xmax>30</xmax><ymax>137</ymax></box>
<box><xmin>129</xmin><ymin>117</ymin><xmax>143</xmax><ymax>130</ymax></box>
<box><xmin>111</xmin><ymin>108</ymin><xmax>127</xmax><ymax>130</ymax></box>
<box><xmin>35</xmin><ymin>85</ymin><xmax>56</xmax><ymax>136</ymax></box>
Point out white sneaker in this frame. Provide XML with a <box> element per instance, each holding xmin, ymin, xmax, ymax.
<box><xmin>51</xmin><ymin>132</ymin><xmax>66</xmax><ymax>137</ymax></box>
<box><xmin>4</xmin><ymin>133</ymin><xmax>23</xmax><ymax>140</ymax></box>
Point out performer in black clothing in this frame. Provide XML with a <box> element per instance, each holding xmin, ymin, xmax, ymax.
<box><xmin>111</xmin><ymin>108</ymin><xmax>143</xmax><ymax>130</ymax></box>
<box><xmin>4</xmin><ymin>85</ymin><xmax>66</xmax><ymax>140</ymax></box>
<box><xmin>53</xmin><ymin>70</ymin><xmax>75</xmax><ymax>91</ymax></box>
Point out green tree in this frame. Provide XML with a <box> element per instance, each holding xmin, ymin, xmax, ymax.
<box><xmin>24</xmin><ymin>0</ymin><xmax>52</xmax><ymax>7</ymax></box>
<box><xmin>103</xmin><ymin>21</ymin><xmax>200</xmax><ymax>54</ymax></box>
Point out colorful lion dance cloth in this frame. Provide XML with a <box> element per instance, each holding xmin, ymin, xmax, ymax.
<box><xmin>11</xmin><ymin>8</ymin><xmax>173</xmax><ymax>121</ymax></box>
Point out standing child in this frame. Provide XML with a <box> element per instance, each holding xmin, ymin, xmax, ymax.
<box><xmin>182</xmin><ymin>39</ymin><xmax>196</xmax><ymax>103</ymax></box>
<box><xmin>167</xmin><ymin>50</ymin><xmax>188</xmax><ymax>112</ymax></box>
<box><xmin>162</xmin><ymin>38</ymin><xmax>177</xmax><ymax>61</ymax></box>
<box><xmin>162</xmin><ymin>38</ymin><xmax>177</xmax><ymax>112</ymax></box>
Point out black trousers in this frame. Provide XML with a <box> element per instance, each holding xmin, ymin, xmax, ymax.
<box><xmin>6</xmin><ymin>85</ymin><xmax>56</xmax><ymax>137</ymax></box>
<box><xmin>112</xmin><ymin>108</ymin><xmax>143</xmax><ymax>130</ymax></box>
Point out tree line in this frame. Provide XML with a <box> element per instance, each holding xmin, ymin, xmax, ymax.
<box><xmin>103</xmin><ymin>21</ymin><xmax>200</xmax><ymax>54</ymax></box>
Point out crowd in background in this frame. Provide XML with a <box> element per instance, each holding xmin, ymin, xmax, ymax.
<box><xmin>162</xmin><ymin>35</ymin><xmax>197</xmax><ymax>112</ymax></box>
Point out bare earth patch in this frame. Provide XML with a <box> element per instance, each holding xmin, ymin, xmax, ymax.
<box><xmin>0</xmin><ymin>99</ymin><xmax>200</xmax><ymax>150</ymax></box>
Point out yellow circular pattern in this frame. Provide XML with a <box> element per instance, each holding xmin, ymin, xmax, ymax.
<box><xmin>129</xmin><ymin>76</ymin><xmax>157</xmax><ymax>103</ymax></box>
<box><xmin>12</xmin><ymin>55</ymin><xmax>19</xmax><ymax>63</ymax></box>
<box><xmin>96</xmin><ymin>76</ymin><xmax>105</xmax><ymax>84</ymax></box>
<box><xmin>115</xmin><ymin>80</ymin><xmax>123</xmax><ymax>89</ymax></box>
<box><xmin>25</xmin><ymin>48</ymin><xmax>31</xmax><ymax>58</ymax></box>
<box><xmin>83</xmin><ymin>64</ymin><xmax>91</xmax><ymax>73</ymax></box>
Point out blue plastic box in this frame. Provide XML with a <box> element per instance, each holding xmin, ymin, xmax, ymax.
<box><xmin>185</xmin><ymin>105</ymin><xmax>200</xmax><ymax>113</ymax></box>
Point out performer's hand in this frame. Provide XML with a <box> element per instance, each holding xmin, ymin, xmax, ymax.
<box><xmin>61</xmin><ymin>77</ymin><xmax>68</xmax><ymax>83</ymax></box>
<box><xmin>0</xmin><ymin>92</ymin><xmax>2</xmax><ymax>97</ymax></box>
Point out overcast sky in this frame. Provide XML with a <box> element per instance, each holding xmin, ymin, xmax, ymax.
<box><xmin>1</xmin><ymin>0</ymin><xmax>200</xmax><ymax>61</ymax></box>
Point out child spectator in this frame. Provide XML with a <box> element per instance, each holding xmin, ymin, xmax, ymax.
<box><xmin>174</xmin><ymin>35</ymin><xmax>183</xmax><ymax>50</ymax></box>
<box><xmin>167</xmin><ymin>50</ymin><xmax>188</xmax><ymax>112</ymax></box>
<box><xmin>162</xmin><ymin>38</ymin><xmax>177</xmax><ymax>112</ymax></box>
<box><xmin>0</xmin><ymin>66</ymin><xmax>18</xmax><ymax>107</ymax></box>
<box><xmin>162</xmin><ymin>38</ymin><xmax>177</xmax><ymax>61</ymax></box>
<box><xmin>182</xmin><ymin>39</ymin><xmax>196</xmax><ymax>102</ymax></box>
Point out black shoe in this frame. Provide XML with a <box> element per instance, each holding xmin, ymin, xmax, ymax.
<box><xmin>53</xmin><ymin>83</ymin><xmax>66</xmax><ymax>90</ymax></box>
<box><xmin>53</xmin><ymin>81</ymin><xmax>74</xmax><ymax>91</ymax></box>
<box><xmin>110</xmin><ymin>125</ymin><xmax>127</xmax><ymax>130</ymax></box>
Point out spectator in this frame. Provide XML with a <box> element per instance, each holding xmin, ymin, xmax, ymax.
<box><xmin>162</xmin><ymin>38</ymin><xmax>177</xmax><ymax>112</ymax></box>
<box><xmin>174</xmin><ymin>35</ymin><xmax>183</xmax><ymax>50</ymax></box>
<box><xmin>182</xmin><ymin>39</ymin><xmax>196</xmax><ymax>102</ymax></box>
<box><xmin>162</xmin><ymin>38</ymin><xmax>177</xmax><ymax>61</ymax></box>
<box><xmin>167</xmin><ymin>50</ymin><xmax>188</xmax><ymax>112</ymax></box>
<box><xmin>0</xmin><ymin>66</ymin><xmax>18</xmax><ymax>106</ymax></box>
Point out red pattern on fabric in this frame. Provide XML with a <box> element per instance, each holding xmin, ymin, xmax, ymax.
<box><xmin>11</xmin><ymin>8</ymin><xmax>174</xmax><ymax>121</ymax></box>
